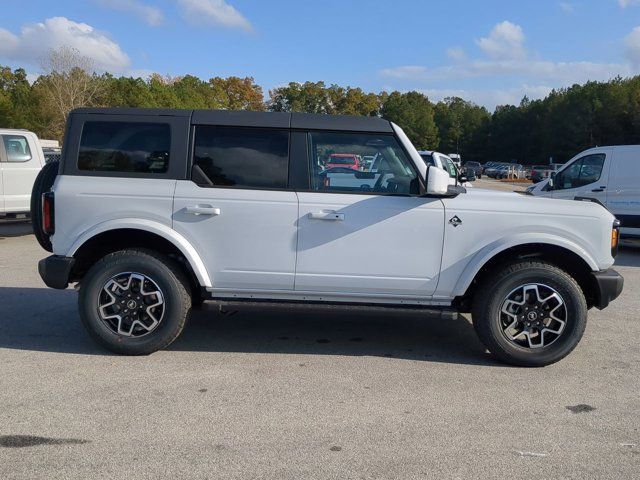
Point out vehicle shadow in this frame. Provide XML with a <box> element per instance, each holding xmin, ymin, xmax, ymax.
<box><xmin>0</xmin><ymin>287</ymin><xmax>497</xmax><ymax>366</ymax></box>
<box><xmin>0</xmin><ymin>221</ymin><xmax>33</xmax><ymax>239</ymax></box>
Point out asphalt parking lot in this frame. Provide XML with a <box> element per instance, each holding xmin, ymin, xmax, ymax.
<box><xmin>1</xmin><ymin>198</ymin><xmax>638</xmax><ymax>479</ymax></box>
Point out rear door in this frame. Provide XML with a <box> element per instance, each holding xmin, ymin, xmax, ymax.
<box><xmin>551</xmin><ymin>149</ymin><xmax>611</xmax><ymax>205</ymax></box>
<box><xmin>0</xmin><ymin>133</ymin><xmax>42</xmax><ymax>213</ymax></box>
<box><xmin>172</xmin><ymin>124</ymin><xmax>298</xmax><ymax>292</ymax></box>
<box><xmin>295</xmin><ymin>131</ymin><xmax>444</xmax><ymax>299</ymax></box>
<box><xmin>605</xmin><ymin>147</ymin><xmax>640</xmax><ymax>234</ymax></box>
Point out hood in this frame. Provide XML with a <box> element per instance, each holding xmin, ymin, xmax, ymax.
<box><xmin>461</xmin><ymin>187</ymin><xmax>614</xmax><ymax>220</ymax></box>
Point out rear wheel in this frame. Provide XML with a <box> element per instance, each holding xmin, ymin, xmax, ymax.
<box><xmin>472</xmin><ymin>261</ymin><xmax>588</xmax><ymax>367</ymax></box>
<box><xmin>30</xmin><ymin>161</ymin><xmax>59</xmax><ymax>252</ymax></box>
<box><xmin>79</xmin><ymin>249</ymin><xmax>192</xmax><ymax>355</ymax></box>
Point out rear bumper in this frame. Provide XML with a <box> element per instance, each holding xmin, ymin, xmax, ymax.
<box><xmin>592</xmin><ymin>269</ymin><xmax>624</xmax><ymax>310</ymax></box>
<box><xmin>38</xmin><ymin>255</ymin><xmax>75</xmax><ymax>289</ymax></box>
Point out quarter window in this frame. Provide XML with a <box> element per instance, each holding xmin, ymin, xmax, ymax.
<box><xmin>78</xmin><ymin>122</ymin><xmax>170</xmax><ymax>173</ymax></box>
<box><xmin>309</xmin><ymin>132</ymin><xmax>419</xmax><ymax>195</ymax></box>
<box><xmin>3</xmin><ymin>135</ymin><xmax>32</xmax><ymax>162</ymax></box>
<box><xmin>192</xmin><ymin>127</ymin><xmax>289</xmax><ymax>189</ymax></box>
<box><xmin>555</xmin><ymin>154</ymin><xmax>605</xmax><ymax>190</ymax></box>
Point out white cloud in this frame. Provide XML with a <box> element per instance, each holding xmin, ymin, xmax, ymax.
<box><xmin>446</xmin><ymin>47</ymin><xmax>466</xmax><ymax>61</ymax></box>
<box><xmin>476</xmin><ymin>21</ymin><xmax>526</xmax><ymax>60</ymax></box>
<box><xmin>97</xmin><ymin>0</ymin><xmax>164</xmax><ymax>27</ymax></box>
<box><xmin>176</xmin><ymin>0</ymin><xmax>252</xmax><ymax>31</ymax></box>
<box><xmin>625</xmin><ymin>26</ymin><xmax>640</xmax><ymax>64</ymax></box>
<box><xmin>381</xmin><ymin>59</ymin><xmax>632</xmax><ymax>85</ymax></box>
<box><xmin>421</xmin><ymin>85</ymin><xmax>554</xmax><ymax>110</ymax></box>
<box><xmin>619</xmin><ymin>0</ymin><xmax>640</xmax><ymax>7</ymax></box>
<box><xmin>559</xmin><ymin>2</ymin><xmax>575</xmax><ymax>13</ymax></box>
<box><xmin>380</xmin><ymin>21</ymin><xmax>640</xmax><ymax>110</ymax></box>
<box><xmin>0</xmin><ymin>17</ymin><xmax>130</xmax><ymax>72</ymax></box>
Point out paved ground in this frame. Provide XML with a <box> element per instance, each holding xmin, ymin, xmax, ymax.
<box><xmin>473</xmin><ymin>177</ymin><xmax>529</xmax><ymax>192</ymax></box>
<box><xmin>0</xmin><ymin>212</ymin><xmax>638</xmax><ymax>479</ymax></box>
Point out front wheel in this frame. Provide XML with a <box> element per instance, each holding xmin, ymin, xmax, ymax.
<box><xmin>78</xmin><ymin>249</ymin><xmax>192</xmax><ymax>355</ymax></box>
<box><xmin>472</xmin><ymin>261</ymin><xmax>587</xmax><ymax>367</ymax></box>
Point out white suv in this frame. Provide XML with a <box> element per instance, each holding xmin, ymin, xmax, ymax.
<box><xmin>34</xmin><ymin>108</ymin><xmax>623</xmax><ymax>366</ymax></box>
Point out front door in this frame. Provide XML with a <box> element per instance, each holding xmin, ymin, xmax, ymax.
<box><xmin>172</xmin><ymin>126</ymin><xmax>298</xmax><ymax>292</ymax></box>
<box><xmin>295</xmin><ymin>131</ymin><xmax>445</xmax><ymax>298</ymax></box>
<box><xmin>551</xmin><ymin>151</ymin><xmax>611</xmax><ymax>205</ymax></box>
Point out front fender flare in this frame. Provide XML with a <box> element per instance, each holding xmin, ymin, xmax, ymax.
<box><xmin>66</xmin><ymin>218</ymin><xmax>212</xmax><ymax>287</ymax></box>
<box><xmin>451</xmin><ymin>233</ymin><xmax>599</xmax><ymax>297</ymax></box>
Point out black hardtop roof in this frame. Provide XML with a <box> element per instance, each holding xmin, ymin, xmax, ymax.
<box><xmin>70</xmin><ymin>108</ymin><xmax>394</xmax><ymax>133</ymax></box>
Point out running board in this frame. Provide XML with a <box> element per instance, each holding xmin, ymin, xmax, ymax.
<box><xmin>200</xmin><ymin>297</ymin><xmax>459</xmax><ymax>320</ymax></box>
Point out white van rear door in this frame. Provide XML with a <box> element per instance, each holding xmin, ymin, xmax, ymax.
<box><xmin>606</xmin><ymin>147</ymin><xmax>640</xmax><ymax>233</ymax></box>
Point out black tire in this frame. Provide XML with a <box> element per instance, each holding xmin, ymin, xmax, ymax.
<box><xmin>78</xmin><ymin>249</ymin><xmax>192</xmax><ymax>355</ymax></box>
<box><xmin>30</xmin><ymin>160</ymin><xmax>59</xmax><ymax>252</ymax></box>
<box><xmin>472</xmin><ymin>261</ymin><xmax>588</xmax><ymax>367</ymax></box>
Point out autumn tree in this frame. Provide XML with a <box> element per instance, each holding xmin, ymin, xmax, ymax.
<box><xmin>38</xmin><ymin>46</ymin><xmax>105</xmax><ymax>138</ymax></box>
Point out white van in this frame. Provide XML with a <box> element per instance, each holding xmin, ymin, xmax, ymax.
<box><xmin>527</xmin><ymin>145</ymin><xmax>640</xmax><ymax>236</ymax></box>
<box><xmin>0</xmin><ymin>129</ymin><xmax>46</xmax><ymax>216</ymax></box>
<box><xmin>418</xmin><ymin>151</ymin><xmax>473</xmax><ymax>187</ymax></box>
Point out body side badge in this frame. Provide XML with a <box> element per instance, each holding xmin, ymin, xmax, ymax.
<box><xmin>449</xmin><ymin>216</ymin><xmax>462</xmax><ymax>227</ymax></box>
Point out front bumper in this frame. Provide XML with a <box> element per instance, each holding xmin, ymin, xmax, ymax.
<box><xmin>592</xmin><ymin>269</ymin><xmax>624</xmax><ymax>310</ymax></box>
<box><xmin>38</xmin><ymin>255</ymin><xmax>75</xmax><ymax>289</ymax></box>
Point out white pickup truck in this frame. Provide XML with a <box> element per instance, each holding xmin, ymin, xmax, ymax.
<box><xmin>33</xmin><ymin>109</ymin><xmax>623</xmax><ymax>366</ymax></box>
<box><xmin>0</xmin><ymin>128</ymin><xmax>47</xmax><ymax>216</ymax></box>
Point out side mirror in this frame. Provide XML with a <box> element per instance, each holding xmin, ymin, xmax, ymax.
<box><xmin>425</xmin><ymin>165</ymin><xmax>450</xmax><ymax>195</ymax></box>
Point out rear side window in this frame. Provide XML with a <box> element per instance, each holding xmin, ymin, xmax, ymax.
<box><xmin>192</xmin><ymin>126</ymin><xmax>289</xmax><ymax>189</ymax></box>
<box><xmin>3</xmin><ymin>135</ymin><xmax>32</xmax><ymax>162</ymax></box>
<box><xmin>78</xmin><ymin>122</ymin><xmax>171</xmax><ymax>173</ymax></box>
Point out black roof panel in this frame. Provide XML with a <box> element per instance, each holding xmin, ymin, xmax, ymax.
<box><xmin>192</xmin><ymin>110</ymin><xmax>290</xmax><ymax>128</ymax></box>
<box><xmin>291</xmin><ymin>112</ymin><xmax>393</xmax><ymax>133</ymax></box>
<box><xmin>70</xmin><ymin>108</ymin><xmax>394</xmax><ymax>133</ymax></box>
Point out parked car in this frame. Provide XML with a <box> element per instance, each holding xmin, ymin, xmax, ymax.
<box><xmin>418</xmin><ymin>151</ymin><xmax>462</xmax><ymax>185</ymax></box>
<box><xmin>0</xmin><ymin>128</ymin><xmax>47</xmax><ymax>217</ymax></box>
<box><xmin>530</xmin><ymin>165</ymin><xmax>554</xmax><ymax>183</ymax></box>
<box><xmin>325</xmin><ymin>153</ymin><xmax>362</xmax><ymax>171</ymax></box>
<box><xmin>527</xmin><ymin>145</ymin><xmax>640</xmax><ymax>237</ymax></box>
<box><xmin>448</xmin><ymin>153</ymin><xmax>462</xmax><ymax>168</ymax></box>
<box><xmin>34</xmin><ymin>108</ymin><xmax>623</xmax><ymax>367</ymax></box>
<box><xmin>464</xmin><ymin>161</ymin><xmax>482</xmax><ymax>179</ymax></box>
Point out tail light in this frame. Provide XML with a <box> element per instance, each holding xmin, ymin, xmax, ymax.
<box><xmin>42</xmin><ymin>192</ymin><xmax>55</xmax><ymax>235</ymax></box>
<box><xmin>611</xmin><ymin>219</ymin><xmax>621</xmax><ymax>257</ymax></box>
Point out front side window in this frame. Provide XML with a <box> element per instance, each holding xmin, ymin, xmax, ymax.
<box><xmin>555</xmin><ymin>154</ymin><xmax>605</xmax><ymax>190</ymax></box>
<box><xmin>3</xmin><ymin>135</ymin><xmax>32</xmax><ymax>162</ymax></box>
<box><xmin>78</xmin><ymin>122</ymin><xmax>170</xmax><ymax>173</ymax></box>
<box><xmin>441</xmin><ymin>156</ymin><xmax>458</xmax><ymax>178</ymax></box>
<box><xmin>193</xmin><ymin>127</ymin><xmax>289</xmax><ymax>189</ymax></box>
<box><xmin>309</xmin><ymin>132</ymin><xmax>418</xmax><ymax>195</ymax></box>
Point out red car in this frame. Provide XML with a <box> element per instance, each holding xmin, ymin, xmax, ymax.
<box><xmin>325</xmin><ymin>153</ymin><xmax>362</xmax><ymax>171</ymax></box>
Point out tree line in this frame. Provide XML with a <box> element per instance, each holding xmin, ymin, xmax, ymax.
<box><xmin>2</xmin><ymin>47</ymin><xmax>640</xmax><ymax>165</ymax></box>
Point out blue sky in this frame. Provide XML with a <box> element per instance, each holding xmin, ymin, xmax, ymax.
<box><xmin>1</xmin><ymin>0</ymin><xmax>639</xmax><ymax>109</ymax></box>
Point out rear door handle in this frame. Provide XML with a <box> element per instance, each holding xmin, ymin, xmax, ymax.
<box><xmin>186</xmin><ymin>205</ymin><xmax>221</xmax><ymax>216</ymax></box>
<box><xmin>308</xmin><ymin>211</ymin><xmax>345</xmax><ymax>221</ymax></box>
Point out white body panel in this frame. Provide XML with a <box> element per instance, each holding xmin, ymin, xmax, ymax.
<box><xmin>528</xmin><ymin>145</ymin><xmax>640</xmax><ymax>236</ymax></box>
<box><xmin>296</xmin><ymin>192</ymin><xmax>444</xmax><ymax>297</ymax></box>
<box><xmin>435</xmin><ymin>188</ymin><xmax>615</xmax><ymax>300</ymax></box>
<box><xmin>55</xmin><ymin>122</ymin><xmax>617</xmax><ymax>307</ymax></box>
<box><xmin>0</xmin><ymin>129</ymin><xmax>46</xmax><ymax>214</ymax></box>
<box><xmin>173</xmin><ymin>181</ymin><xmax>298</xmax><ymax>291</ymax></box>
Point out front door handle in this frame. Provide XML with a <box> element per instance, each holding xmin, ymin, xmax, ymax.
<box><xmin>186</xmin><ymin>205</ymin><xmax>221</xmax><ymax>216</ymax></box>
<box><xmin>591</xmin><ymin>187</ymin><xmax>605</xmax><ymax>192</ymax></box>
<box><xmin>308</xmin><ymin>211</ymin><xmax>345</xmax><ymax>221</ymax></box>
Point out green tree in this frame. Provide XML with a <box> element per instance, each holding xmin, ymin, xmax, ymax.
<box><xmin>381</xmin><ymin>91</ymin><xmax>438</xmax><ymax>149</ymax></box>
